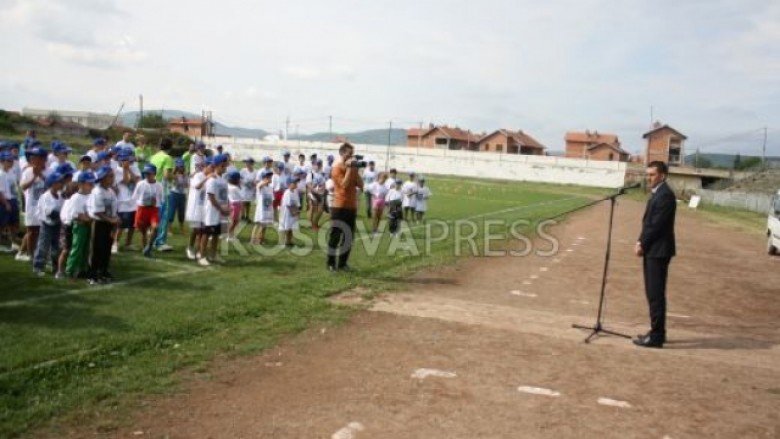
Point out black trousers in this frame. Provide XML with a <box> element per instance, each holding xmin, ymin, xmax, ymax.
<box><xmin>327</xmin><ymin>208</ymin><xmax>357</xmax><ymax>268</ymax></box>
<box><xmin>90</xmin><ymin>220</ymin><xmax>114</xmax><ymax>278</ymax></box>
<box><xmin>365</xmin><ymin>192</ymin><xmax>373</xmax><ymax>218</ymax></box>
<box><xmin>388</xmin><ymin>205</ymin><xmax>402</xmax><ymax>234</ymax></box>
<box><xmin>643</xmin><ymin>256</ymin><xmax>671</xmax><ymax>339</ymax></box>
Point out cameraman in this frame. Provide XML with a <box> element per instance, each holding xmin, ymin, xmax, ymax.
<box><xmin>326</xmin><ymin>143</ymin><xmax>364</xmax><ymax>272</ymax></box>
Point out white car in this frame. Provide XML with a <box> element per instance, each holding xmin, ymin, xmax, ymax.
<box><xmin>768</xmin><ymin>190</ymin><xmax>780</xmax><ymax>255</ymax></box>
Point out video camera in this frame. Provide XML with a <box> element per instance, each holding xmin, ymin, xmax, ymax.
<box><xmin>352</xmin><ymin>154</ymin><xmax>368</xmax><ymax>169</ymax></box>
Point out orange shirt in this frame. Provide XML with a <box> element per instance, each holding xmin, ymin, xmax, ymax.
<box><xmin>330</xmin><ymin>161</ymin><xmax>363</xmax><ymax>209</ymax></box>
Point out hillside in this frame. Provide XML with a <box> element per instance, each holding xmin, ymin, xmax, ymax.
<box><xmin>684</xmin><ymin>152</ymin><xmax>780</xmax><ymax>169</ymax></box>
<box><xmin>120</xmin><ymin>110</ymin><xmax>407</xmax><ymax>145</ymax></box>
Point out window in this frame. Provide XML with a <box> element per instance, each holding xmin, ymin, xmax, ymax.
<box><xmin>435</xmin><ymin>137</ymin><xmax>448</xmax><ymax>146</ymax></box>
<box><xmin>496</xmin><ymin>144</ymin><xmax>503</xmax><ymax>152</ymax></box>
<box><xmin>609</xmin><ymin>153</ymin><xmax>614</xmax><ymax>161</ymax></box>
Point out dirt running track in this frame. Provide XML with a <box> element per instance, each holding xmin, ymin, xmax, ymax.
<box><xmin>51</xmin><ymin>199</ymin><xmax>780</xmax><ymax>438</ymax></box>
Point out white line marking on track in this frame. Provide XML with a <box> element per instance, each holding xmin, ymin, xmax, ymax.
<box><xmin>510</xmin><ymin>290</ymin><xmax>537</xmax><ymax>298</ymax></box>
<box><xmin>517</xmin><ymin>386</ymin><xmax>561</xmax><ymax>397</ymax></box>
<box><xmin>597</xmin><ymin>397</ymin><xmax>632</xmax><ymax>408</ymax></box>
<box><xmin>411</xmin><ymin>368</ymin><xmax>457</xmax><ymax>380</ymax></box>
<box><xmin>522</xmin><ymin>281</ymin><xmax>533</xmax><ymax>286</ymax></box>
<box><xmin>529</xmin><ymin>275</ymin><xmax>539</xmax><ymax>280</ymax></box>
<box><xmin>566</xmin><ymin>249</ymin><xmax>574</xmax><ymax>252</ymax></box>
<box><xmin>331</xmin><ymin>422</ymin><xmax>365</xmax><ymax>439</ymax></box>
<box><xmin>668</xmin><ymin>313</ymin><xmax>691</xmax><ymax>319</ymax></box>
<box><xmin>539</xmin><ymin>267</ymin><xmax>548</xmax><ymax>272</ymax></box>
<box><xmin>577</xmin><ymin>236</ymin><xmax>586</xmax><ymax>241</ymax></box>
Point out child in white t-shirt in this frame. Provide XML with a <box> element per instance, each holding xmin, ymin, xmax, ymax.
<box><xmin>132</xmin><ymin>164</ymin><xmax>164</xmax><ymax>257</ymax></box>
<box><xmin>226</xmin><ymin>171</ymin><xmax>243</xmax><ymax>241</ymax></box>
<box><xmin>368</xmin><ymin>172</ymin><xmax>389</xmax><ymax>235</ymax></box>
<box><xmin>415</xmin><ymin>177</ymin><xmax>432</xmax><ymax>223</ymax></box>
<box><xmin>278</xmin><ymin>176</ymin><xmax>301</xmax><ymax>246</ymax></box>
<box><xmin>402</xmin><ymin>173</ymin><xmax>418</xmax><ymax>223</ymax></box>
<box><xmin>32</xmin><ymin>172</ymin><xmax>66</xmax><ymax>276</ymax></box>
<box><xmin>385</xmin><ymin>179</ymin><xmax>404</xmax><ymax>236</ymax></box>
<box><xmin>200</xmin><ymin>155</ymin><xmax>230</xmax><ymax>266</ymax></box>
<box><xmin>185</xmin><ymin>158</ymin><xmax>211</xmax><ymax>260</ymax></box>
<box><xmin>252</xmin><ymin>170</ymin><xmax>274</xmax><ymax>244</ymax></box>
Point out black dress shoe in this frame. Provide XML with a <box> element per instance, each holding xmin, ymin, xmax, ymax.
<box><xmin>633</xmin><ymin>335</ymin><xmax>663</xmax><ymax>348</ymax></box>
<box><xmin>636</xmin><ymin>332</ymin><xmax>666</xmax><ymax>344</ymax></box>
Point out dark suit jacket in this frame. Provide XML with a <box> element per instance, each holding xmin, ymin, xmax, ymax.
<box><xmin>639</xmin><ymin>181</ymin><xmax>677</xmax><ymax>258</ymax></box>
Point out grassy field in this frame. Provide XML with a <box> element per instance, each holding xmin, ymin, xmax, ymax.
<box><xmin>0</xmin><ymin>176</ymin><xmax>609</xmax><ymax>437</ymax></box>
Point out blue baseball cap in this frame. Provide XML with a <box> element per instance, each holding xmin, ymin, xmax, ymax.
<box><xmin>0</xmin><ymin>141</ymin><xmax>7</xmax><ymax>150</ymax></box>
<box><xmin>93</xmin><ymin>138</ymin><xmax>106</xmax><ymax>146</ymax></box>
<box><xmin>212</xmin><ymin>153</ymin><xmax>229</xmax><ymax>165</ymax></box>
<box><xmin>260</xmin><ymin>169</ymin><xmax>273</xmax><ymax>179</ymax></box>
<box><xmin>227</xmin><ymin>170</ymin><xmax>241</xmax><ymax>181</ymax></box>
<box><xmin>78</xmin><ymin>171</ymin><xmax>97</xmax><ymax>183</ymax></box>
<box><xmin>121</xmin><ymin>146</ymin><xmax>135</xmax><ymax>156</ymax></box>
<box><xmin>174</xmin><ymin>158</ymin><xmax>185</xmax><ymax>168</ymax></box>
<box><xmin>327</xmin><ymin>154</ymin><xmax>334</xmax><ymax>161</ymax></box>
<box><xmin>395</xmin><ymin>179</ymin><xmax>403</xmax><ymax>186</ymax></box>
<box><xmin>203</xmin><ymin>156</ymin><xmax>214</xmax><ymax>166</ymax></box>
<box><xmin>282</xmin><ymin>151</ymin><xmax>290</xmax><ymax>157</ymax></box>
<box><xmin>45</xmin><ymin>172</ymin><xmax>65</xmax><ymax>188</ymax></box>
<box><xmin>243</xmin><ymin>157</ymin><xmax>255</xmax><ymax>164</ymax></box>
<box><xmin>95</xmin><ymin>165</ymin><xmax>113</xmax><ymax>181</ymax></box>
<box><xmin>276</xmin><ymin>162</ymin><xmax>285</xmax><ymax>169</ymax></box>
<box><xmin>96</xmin><ymin>151</ymin><xmax>110</xmax><ymax>161</ymax></box>
<box><xmin>0</xmin><ymin>151</ymin><xmax>14</xmax><ymax>161</ymax></box>
<box><xmin>110</xmin><ymin>145</ymin><xmax>122</xmax><ymax>155</ymax></box>
<box><xmin>286</xmin><ymin>176</ymin><xmax>299</xmax><ymax>185</ymax></box>
<box><xmin>196</xmin><ymin>141</ymin><xmax>206</xmax><ymax>149</ymax></box>
<box><xmin>142</xmin><ymin>164</ymin><xmax>157</xmax><ymax>175</ymax></box>
<box><xmin>56</xmin><ymin>163</ymin><xmax>75</xmax><ymax>176</ymax></box>
<box><xmin>78</xmin><ymin>154</ymin><xmax>92</xmax><ymax>163</ymax></box>
<box><xmin>53</xmin><ymin>143</ymin><xmax>72</xmax><ymax>154</ymax></box>
<box><xmin>25</xmin><ymin>146</ymin><xmax>49</xmax><ymax>158</ymax></box>
<box><xmin>262</xmin><ymin>156</ymin><xmax>273</xmax><ymax>163</ymax></box>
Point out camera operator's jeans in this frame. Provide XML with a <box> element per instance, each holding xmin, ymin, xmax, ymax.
<box><xmin>327</xmin><ymin>208</ymin><xmax>357</xmax><ymax>268</ymax></box>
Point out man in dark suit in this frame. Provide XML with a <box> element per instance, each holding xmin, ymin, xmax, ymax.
<box><xmin>634</xmin><ymin>161</ymin><xmax>676</xmax><ymax>348</ymax></box>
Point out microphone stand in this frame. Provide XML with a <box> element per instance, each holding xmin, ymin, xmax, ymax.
<box><xmin>539</xmin><ymin>186</ymin><xmax>635</xmax><ymax>343</ymax></box>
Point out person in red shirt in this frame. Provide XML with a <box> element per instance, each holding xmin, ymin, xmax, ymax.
<box><xmin>326</xmin><ymin>143</ymin><xmax>364</xmax><ymax>272</ymax></box>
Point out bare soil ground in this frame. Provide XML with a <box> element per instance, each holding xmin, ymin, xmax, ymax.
<box><xmin>45</xmin><ymin>200</ymin><xmax>780</xmax><ymax>438</ymax></box>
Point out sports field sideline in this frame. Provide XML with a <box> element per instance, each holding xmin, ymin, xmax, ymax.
<box><xmin>0</xmin><ymin>176</ymin><xmax>608</xmax><ymax>437</ymax></box>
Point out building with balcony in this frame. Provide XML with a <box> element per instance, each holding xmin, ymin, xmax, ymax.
<box><xmin>642</xmin><ymin>122</ymin><xmax>687</xmax><ymax>166</ymax></box>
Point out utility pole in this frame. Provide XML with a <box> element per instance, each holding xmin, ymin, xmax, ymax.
<box><xmin>385</xmin><ymin>121</ymin><xmax>392</xmax><ymax>171</ymax></box>
<box><xmin>138</xmin><ymin>94</ymin><xmax>143</xmax><ymax>129</ymax></box>
<box><xmin>762</xmin><ymin>126</ymin><xmax>768</xmax><ymax>169</ymax></box>
<box><xmin>285</xmin><ymin>116</ymin><xmax>290</xmax><ymax>141</ymax></box>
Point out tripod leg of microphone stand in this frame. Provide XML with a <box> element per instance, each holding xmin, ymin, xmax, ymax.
<box><xmin>598</xmin><ymin>327</ymin><xmax>632</xmax><ymax>339</ymax></box>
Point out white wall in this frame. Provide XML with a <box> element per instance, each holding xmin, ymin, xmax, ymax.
<box><xmin>212</xmin><ymin>137</ymin><xmax>627</xmax><ymax>188</ymax></box>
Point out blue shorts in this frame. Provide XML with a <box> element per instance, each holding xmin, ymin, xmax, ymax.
<box><xmin>0</xmin><ymin>199</ymin><xmax>19</xmax><ymax>227</ymax></box>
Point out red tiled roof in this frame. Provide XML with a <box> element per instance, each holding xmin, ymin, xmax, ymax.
<box><xmin>480</xmin><ymin>129</ymin><xmax>545</xmax><ymax>150</ymax></box>
<box><xmin>565</xmin><ymin>131</ymin><xmax>619</xmax><ymax>145</ymax></box>
<box><xmin>642</xmin><ymin>122</ymin><xmax>687</xmax><ymax>139</ymax></box>
<box><xmin>422</xmin><ymin>125</ymin><xmax>481</xmax><ymax>143</ymax></box>
<box><xmin>587</xmin><ymin>142</ymin><xmax>630</xmax><ymax>156</ymax></box>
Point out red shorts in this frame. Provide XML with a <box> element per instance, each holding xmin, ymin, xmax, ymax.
<box><xmin>273</xmin><ymin>191</ymin><xmax>283</xmax><ymax>208</ymax></box>
<box><xmin>134</xmin><ymin>206</ymin><xmax>159</xmax><ymax>229</ymax></box>
<box><xmin>230</xmin><ymin>202</ymin><xmax>242</xmax><ymax>222</ymax></box>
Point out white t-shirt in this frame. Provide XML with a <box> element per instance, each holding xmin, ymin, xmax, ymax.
<box><xmin>36</xmin><ymin>191</ymin><xmax>63</xmax><ymax>226</ymax></box>
<box><xmin>362</xmin><ymin>169</ymin><xmax>378</xmax><ymax>186</ymax></box>
<box><xmin>0</xmin><ymin>169</ymin><xmax>15</xmax><ymax>201</ymax></box>
<box><xmin>203</xmin><ymin>174</ymin><xmax>229</xmax><ymax>226</ymax></box>
<box><xmin>402</xmin><ymin>181</ymin><xmax>418</xmax><ymax>208</ymax></box>
<box><xmin>88</xmin><ymin>185</ymin><xmax>118</xmax><ymax>220</ymax></box>
<box><xmin>115</xmin><ymin>168</ymin><xmax>138</xmax><ymax>213</ymax></box>
<box><xmin>271</xmin><ymin>173</ymin><xmax>285</xmax><ymax>192</ymax></box>
<box><xmin>21</xmin><ymin>167</ymin><xmax>47</xmax><ymax>221</ymax></box>
<box><xmin>278</xmin><ymin>188</ymin><xmax>300</xmax><ymax>231</ymax></box>
<box><xmin>369</xmin><ymin>181</ymin><xmax>389</xmax><ymax>200</ymax></box>
<box><xmin>254</xmin><ymin>184</ymin><xmax>274</xmax><ymax>225</ymax></box>
<box><xmin>240</xmin><ymin>168</ymin><xmax>257</xmax><ymax>201</ymax></box>
<box><xmin>415</xmin><ymin>185</ymin><xmax>432</xmax><ymax>212</ymax></box>
<box><xmin>385</xmin><ymin>177</ymin><xmax>397</xmax><ymax>189</ymax></box>
<box><xmin>385</xmin><ymin>188</ymin><xmax>403</xmax><ymax>203</ymax></box>
<box><xmin>68</xmin><ymin>192</ymin><xmax>90</xmax><ymax>223</ymax></box>
<box><xmin>325</xmin><ymin>178</ymin><xmax>335</xmax><ymax>206</ymax></box>
<box><xmin>185</xmin><ymin>172</ymin><xmax>207</xmax><ymax>223</ymax></box>
<box><xmin>60</xmin><ymin>196</ymin><xmax>74</xmax><ymax>225</ymax></box>
<box><xmin>133</xmin><ymin>179</ymin><xmax>164</xmax><ymax>208</ymax></box>
<box><xmin>228</xmin><ymin>183</ymin><xmax>243</xmax><ymax>204</ymax></box>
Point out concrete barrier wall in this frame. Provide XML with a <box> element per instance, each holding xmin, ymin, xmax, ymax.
<box><xmin>697</xmin><ymin>189</ymin><xmax>774</xmax><ymax>214</ymax></box>
<box><xmin>212</xmin><ymin>137</ymin><xmax>627</xmax><ymax>188</ymax></box>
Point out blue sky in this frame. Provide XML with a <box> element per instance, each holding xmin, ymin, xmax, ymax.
<box><xmin>1</xmin><ymin>0</ymin><xmax>778</xmax><ymax>155</ymax></box>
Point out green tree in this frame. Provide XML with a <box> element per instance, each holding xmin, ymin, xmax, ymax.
<box><xmin>695</xmin><ymin>156</ymin><xmax>714</xmax><ymax>169</ymax></box>
<box><xmin>137</xmin><ymin>112</ymin><xmax>166</xmax><ymax>129</ymax></box>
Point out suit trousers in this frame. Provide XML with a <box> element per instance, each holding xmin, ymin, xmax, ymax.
<box><xmin>643</xmin><ymin>256</ymin><xmax>671</xmax><ymax>339</ymax></box>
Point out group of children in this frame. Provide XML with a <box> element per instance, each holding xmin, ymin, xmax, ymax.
<box><xmin>0</xmin><ymin>138</ymin><xmax>433</xmax><ymax>282</ymax></box>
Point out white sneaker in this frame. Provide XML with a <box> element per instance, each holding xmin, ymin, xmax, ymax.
<box><xmin>111</xmin><ymin>243</ymin><xmax>118</xmax><ymax>254</ymax></box>
<box><xmin>157</xmin><ymin>244</ymin><xmax>174</xmax><ymax>252</ymax></box>
<box><xmin>11</xmin><ymin>243</ymin><xmax>20</xmax><ymax>251</ymax></box>
<box><xmin>197</xmin><ymin>257</ymin><xmax>210</xmax><ymax>267</ymax></box>
<box><xmin>15</xmin><ymin>252</ymin><xmax>31</xmax><ymax>262</ymax></box>
<box><xmin>186</xmin><ymin>247</ymin><xmax>196</xmax><ymax>260</ymax></box>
